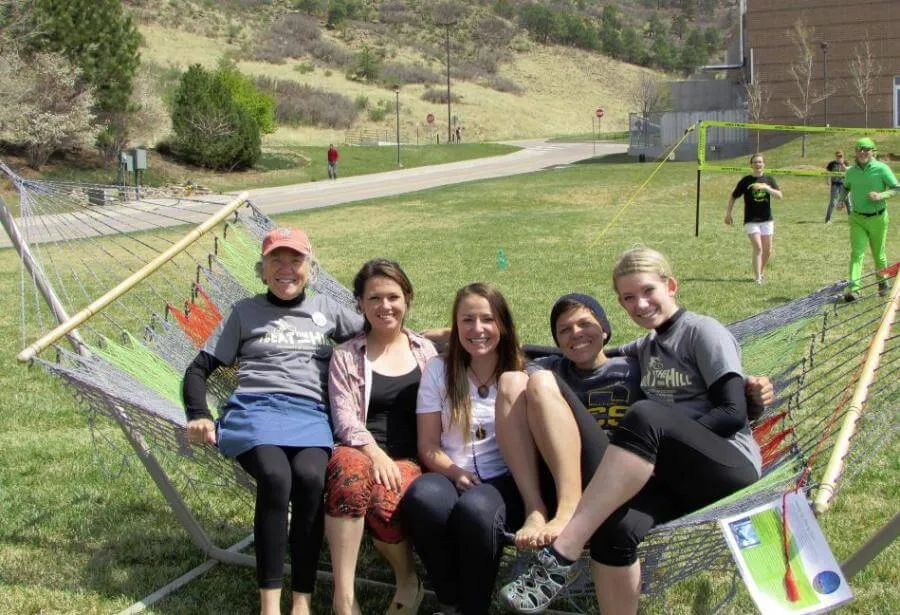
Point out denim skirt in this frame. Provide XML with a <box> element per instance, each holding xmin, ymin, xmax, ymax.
<box><xmin>217</xmin><ymin>392</ymin><xmax>334</xmax><ymax>458</ymax></box>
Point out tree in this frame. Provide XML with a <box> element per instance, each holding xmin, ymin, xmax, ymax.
<box><xmin>294</xmin><ymin>0</ymin><xmax>322</xmax><ymax>15</ymax></box>
<box><xmin>348</xmin><ymin>45</ymin><xmax>382</xmax><ymax>82</ymax></box>
<box><xmin>0</xmin><ymin>50</ymin><xmax>96</xmax><ymax>169</ymax></box>
<box><xmin>679</xmin><ymin>29</ymin><xmax>709</xmax><ymax>75</ymax></box>
<box><xmin>620</xmin><ymin>26</ymin><xmax>647</xmax><ymax>65</ymax></box>
<box><xmin>742</xmin><ymin>75</ymin><xmax>771</xmax><ymax>150</ymax></box>
<box><xmin>27</xmin><ymin>0</ymin><xmax>140</xmax><ymax>115</ymax></box>
<box><xmin>646</xmin><ymin>13</ymin><xmax>665</xmax><ymax>40</ymax></box>
<box><xmin>649</xmin><ymin>34</ymin><xmax>676</xmax><ymax>71</ymax></box>
<box><xmin>671</xmin><ymin>14</ymin><xmax>687</xmax><ymax>40</ymax></box>
<box><xmin>848</xmin><ymin>35</ymin><xmax>882</xmax><ymax>128</ymax></box>
<box><xmin>785</xmin><ymin>18</ymin><xmax>826</xmax><ymax>156</ymax></box>
<box><xmin>519</xmin><ymin>3</ymin><xmax>554</xmax><ymax>44</ymax></box>
<box><xmin>0</xmin><ymin>0</ymin><xmax>37</xmax><ymax>52</ymax></box>
<box><xmin>170</xmin><ymin>64</ymin><xmax>261</xmax><ymax>171</ymax></box>
<box><xmin>216</xmin><ymin>60</ymin><xmax>276</xmax><ymax>134</ymax></box>
<box><xmin>632</xmin><ymin>72</ymin><xmax>669</xmax><ymax>118</ymax></box>
<box><xmin>600</xmin><ymin>6</ymin><xmax>623</xmax><ymax>58</ymax></box>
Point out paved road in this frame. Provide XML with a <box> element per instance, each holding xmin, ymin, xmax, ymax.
<box><xmin>1</xmin><ymin>140</ymin><xmax>624</xmax><ymax>247</ymax></box>
<box><xmin>247</xmin><ymin>139</ymin><xmax>623</xmax><ymax>215</ymax></box>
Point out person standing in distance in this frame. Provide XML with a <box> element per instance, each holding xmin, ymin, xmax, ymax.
<box><xmin>838</xmin><ymin>137</ymin><xmax>898</xmax><ymax>301</ymax></box>
<box><xmin>327</xmin><ymin>144</ymin><xmax>340</xmax><ymax>180</ymax></box>
<box><xmin>725</xmin><ymin>153</ymin><xmax>783</xmax><ymax>284</ymax></box>
<box><xmin>825</xmin><ymin>151</ymin><xmax>849</xmax><ymax>223</ymax></box>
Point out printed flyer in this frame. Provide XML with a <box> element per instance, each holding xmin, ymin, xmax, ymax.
<box><xmin>719</xmin><ymin>491</ymin><xmax>853</xmax><ymax>614</ymax></box>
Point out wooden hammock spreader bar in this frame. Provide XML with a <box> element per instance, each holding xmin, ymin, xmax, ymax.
<box><xmin>17</xmin><ymin>192</ymin><xmax>250</xmax><ymax>363</ymax></box>
<box><xmin>813</xmin><ymin>271</ymin><xmax>900</xmax><ymax>515</ymax></box>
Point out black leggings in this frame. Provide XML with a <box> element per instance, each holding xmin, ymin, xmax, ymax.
<box><xmin>589</xmin><ymin>399</ymin><xmax>759</xmax><ymax>566</ymax></box>
<box><xmin>237</xmin><ymin>445</ymin><xmax>330</xmax><ymax>592</ymax></box>
<box><xmin>400</xmin><ymin>472</ymin><xmax>524</xmax><ymax>615</ymax></box>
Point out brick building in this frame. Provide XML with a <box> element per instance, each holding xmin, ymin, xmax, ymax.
<box><xmin>744</xmin><ymin>0</ymin><xmax>900</xmax><ymax>128</ymax></box>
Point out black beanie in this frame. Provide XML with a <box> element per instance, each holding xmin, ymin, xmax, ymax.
<box><xmin>550</xmin><ymin>293</ymin><xmax>612</xmax><ymax>346</ymax></box>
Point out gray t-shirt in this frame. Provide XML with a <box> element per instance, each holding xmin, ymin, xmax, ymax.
<box><xmin>204</xmin><ymin>293</ymin><xmax>364</xmax><ymax>404</ymax></box>
<box><xmin>620</xmin><ymin>311</ymin><xmax>761</xmax><ymax>471</ymax></box>
<box><xmin>529</xmin><ymin>355</ymin><xmax>643</xmax><ymax>430</ymax></box>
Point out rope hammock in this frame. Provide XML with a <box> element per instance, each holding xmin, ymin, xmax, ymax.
<box><xmin>1</xmin><ymin>161</ymin><xmax>897</xmax><ymax>612</ymax></box>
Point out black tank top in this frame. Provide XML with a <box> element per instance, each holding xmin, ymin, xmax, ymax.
<box><xmin>367</xmin><ymin>366</ymin><xmax>421</xmax><ymax>459</ymax></box>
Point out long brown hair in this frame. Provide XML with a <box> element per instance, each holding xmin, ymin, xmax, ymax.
<box><xmin>445</xmin><ymin>282</ymin><xmax>524</xmax><ymax>441</ymax></box>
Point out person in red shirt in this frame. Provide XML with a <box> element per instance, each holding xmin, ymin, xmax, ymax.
<box><xmin>327</xmin><ymin>144</ymin><xmax>340</xmax><ymax>180</ymax></box>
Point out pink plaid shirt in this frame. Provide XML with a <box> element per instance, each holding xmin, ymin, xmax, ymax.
<box><xmin>328</xmin><ymin>329</ymin><xmax>438</xmax><ymax>447</ymax></box>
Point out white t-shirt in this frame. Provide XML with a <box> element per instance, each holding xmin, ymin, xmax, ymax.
<box><xmin>416</xmin><ymin>356</ymin><xmax>508</xmax><ymax>480</ymax></box>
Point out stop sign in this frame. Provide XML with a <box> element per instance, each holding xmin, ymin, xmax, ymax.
<box><xmin>595</xmin><ymin>108</ymin><xmax>604</xmax><ymax>118</ymax></box>
<box><xmin>426</xmin><ymin>113</ymin><xmax>435</xmax><ymax>124</ymax></box>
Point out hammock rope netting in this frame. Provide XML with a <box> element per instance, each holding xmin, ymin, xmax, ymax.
<box><xmin>2</xmin><ymin>167</ymin><xmax>897</xmax><ymax>613</ymax></box>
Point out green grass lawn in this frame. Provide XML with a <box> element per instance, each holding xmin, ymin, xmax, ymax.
<box><xmin>0</xmin><ymin>133</ymin><xmax>897</xmax><ymax>614</ymax></box>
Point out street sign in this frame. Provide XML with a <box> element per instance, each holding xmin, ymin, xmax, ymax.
<box><xmin>595</xmin><ymin>107</ymin><xmax>604</xmax><ymax>118</ymax></box>
<box><xmin>426</xmin><ymin>113</ymin><xmax>435</xmax><ymax>124</ymax></box>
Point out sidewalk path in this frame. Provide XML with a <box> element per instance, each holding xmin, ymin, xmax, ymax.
<box><xmin>1</xmin><ymin>140</ymin><xmax>624</xmax><ymax>247</ymax></box>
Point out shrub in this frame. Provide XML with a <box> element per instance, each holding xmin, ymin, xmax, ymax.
<box><xmin>421</xmin><ymin>87</ymin><xmax>461</xmax><ymax>104</ymax></box>
<box><xmin>171</xmin><ymin>64</ymin><xmax>261</xmax><ymax>170</ymax></box>
<box><xmin>381</xmin><ymin>61</ymin><xmax>442</xmax><ymax>86</ymax></box>
<box><xmin>251</xmin><ymin>13</ymin><xmax>321</xmax><ymax>63</ymax></box>
<box><xmin>368</xmin><ymin>107</ymin><xmax>387</xmax><ymax>122</ymax></box>
<box><xmin>487</xmin><ymin>75</ymin><xmax>523</xmax><ymax>94</ymax></box>
<box><xmin>0</xmin><ymin>50</ymin><xmax>97</xmax><ymax>170</ymax></box>
<box><xmin>309</xmin><ymin>39</ymin><xmax>353</xmax><ymax>67</ymax></box>
<box><xmin>255</xmin><ymin>76</ymin><xmax>357</xmax><ymax>128</ymax></box>
<box><xmin>378</xmin><ymin>1</ymin><xmax>411</xmax><ymax>25</ymax></box>
<box><xmin>216</xmin><ymin>61</ymin><xmax>277</xmax><ymax>134</ymax></box>
<box><xmin>473</xmin><ymin>14</ymin><xmax>514</xmax><ymax>48</ymax></box>
<box><xmin>294</xmin><ymin>62</ymin><xmax>315</xmax><ymax>74</ymax></box>
<box><xmin>354</xmin><ymin>95</ymin><xmax>369</xmax><ymax>110</ymax></box>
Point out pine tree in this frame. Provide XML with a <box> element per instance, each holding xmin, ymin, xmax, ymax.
<box><xmin>27</xmin><ymin>0</ymin><xmax>141</xmax><ymax>114</ymax></box>
<box><xmin>171</xmin><ymin>64</ymin><xmax>261</xmax><ymax>171</ymax></box>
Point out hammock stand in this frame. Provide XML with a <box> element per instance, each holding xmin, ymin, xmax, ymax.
<box><xmin>1</xmin><ymin>166</ymin><xmax>897</xmax><ymax>613</ymax></box>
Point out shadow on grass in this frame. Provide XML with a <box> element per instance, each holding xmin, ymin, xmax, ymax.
<box><xmin>573</xmin><ymin>153</ymin><xmax>635</xmax><ymax>166</ymax></box>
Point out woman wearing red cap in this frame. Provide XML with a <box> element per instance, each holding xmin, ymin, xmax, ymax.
<box><xmin>183</xmin><ymin>227</ymin><xmax>364</xmax><ymax>615</ymax></box>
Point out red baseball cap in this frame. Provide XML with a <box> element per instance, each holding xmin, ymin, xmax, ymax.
<box><xmin>261</xmin><ymin>227</ymin><xmax>312</xmax><ymax>256</ymax></box>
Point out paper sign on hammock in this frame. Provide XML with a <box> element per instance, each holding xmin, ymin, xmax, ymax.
<box><xmin>719</xmin><ymin>491</ymin><xmax>853</xmax><ymax>614</ymax></box>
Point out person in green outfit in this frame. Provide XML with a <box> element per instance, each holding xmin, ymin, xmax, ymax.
<box><xmin>838</xmin><ymin>137</ymin><xmax>898</xmax><ymax>301</ymax></box>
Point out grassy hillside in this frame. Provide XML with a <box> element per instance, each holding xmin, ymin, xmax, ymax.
<box><xmin>138</xmin><ymin>21</ymin><xmax>655</xmax><ymax>146</ymax></box>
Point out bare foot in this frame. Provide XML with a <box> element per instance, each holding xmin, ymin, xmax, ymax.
<box><xmin>535</xmin><ymin>511</ymin><xmax>575</xmax><ymax>548</ymax></box>
<box><xmin>515</xmin><ymin>510</ymin><xmax>548</xmax><ymax>549</ymax></box>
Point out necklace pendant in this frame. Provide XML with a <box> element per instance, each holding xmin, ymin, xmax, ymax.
<box><xmin>475</xmin><ymin>425</ymin><xmax>487</xmax><ymax>440</ymax></box>
<box><xmin>477</xmin><ymin>384</ymin><xmax>490</xmax><ymax>399</ymax></box>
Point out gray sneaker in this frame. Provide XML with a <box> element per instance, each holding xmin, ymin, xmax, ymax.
<box><xmin>499</xmin><ymin>547</ymin><xmax>581</xmax><ymax>613</ymax></box>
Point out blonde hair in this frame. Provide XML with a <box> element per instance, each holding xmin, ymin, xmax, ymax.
<box><xmin>612</xmin><ymin>246</ymin><xmax>674</xmax><ymax>293</ymax></box>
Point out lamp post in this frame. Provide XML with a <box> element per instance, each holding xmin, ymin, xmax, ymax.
<box><xmin>444</xmin><ymin>22</ymin><xmax>455</xmax><ymax>145</ymax></box>
<box><xmin>820</xmin><ymin>41</ymin><xmax>829</xmax><ymax>126</ymax></box>
<box><xmin>393</xmin><ymin>85</ymin><xmax>401</xmax><ymax>167</ymax></box>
